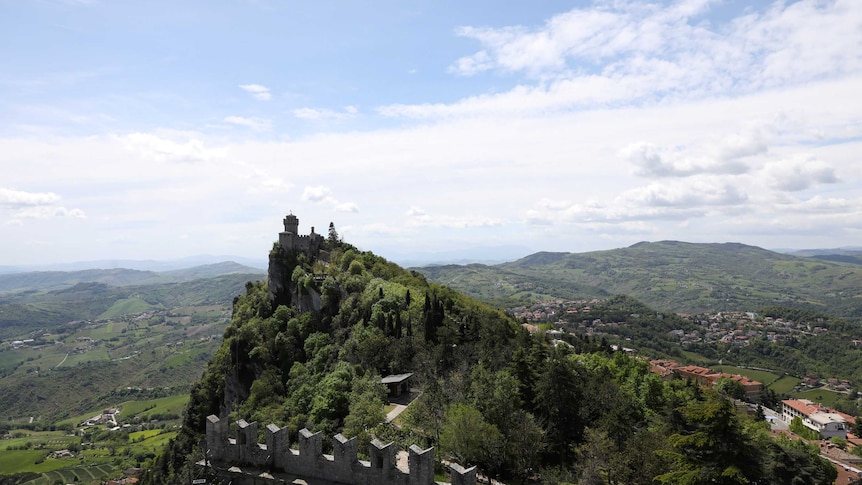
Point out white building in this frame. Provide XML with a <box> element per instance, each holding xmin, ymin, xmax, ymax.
<box><xmin>782</xmin><ymin>399</ymin><xmax>851</xmax><ymax>439</ymax></box>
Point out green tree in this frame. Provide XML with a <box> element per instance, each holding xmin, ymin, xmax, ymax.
<box><xmin>343</xmin><ymin>373</ymin><xmax>386</xmax><ymax>445</ymax></box>
<box><xmin>764</xmin><ymin>434</ymin><xmax>837</xmax><ymax>485</ymax></box>
<box><xmin>715</xmin><ymin>377</ymin><xmax>745</xmax><ymax>400</ymax></box>
<box><xmin>328</xmin><ymin>222</ymin><xmax>340</xmax><ymax>244</ymax></box>
<box><xmin>505</xmin><ymin>410</ymin><xmax>545</xmax><ymax>481</ymax></box>
<box><xmin>789</xmin><ymin>416</ymin><xmax>821</xmax><ymax>440</ymax></box>
<box><xmin>534</xmin><ymin>354</ymin><xmax>585</xmax><ymax>464</ymax></box>
<box><xmin>658</xmin><ymin>392</ymin><xmax>764</xmax><ymax>485</ymax></box>
<box><xmin>439</xmin><ymin>403</ymin><xmax>503</xmax><ymax>474</ymax></box>
<box><xmin>469</xmin><ymin>365</ymin><xmax>521</xmax><ymax>430</ymax></box>
<box><xmin>402</xmin><ymin>379</ymin><xmax>447</xmax><ymax>446</ymax></box>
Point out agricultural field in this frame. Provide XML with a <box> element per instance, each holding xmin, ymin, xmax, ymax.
<box><xmin>0</xmin><ymin>450</ymin><xmax>74</xmax><ymax>474</ymax></box>
<box><xmin>21</xmin><ymin>464</ymin><xmax>117</xmax><ymax>485</ymax></box>
<box><xmin>119</xmin><ymin>394</ymin><xmax>190</xmax><ymax>422</ymax></box>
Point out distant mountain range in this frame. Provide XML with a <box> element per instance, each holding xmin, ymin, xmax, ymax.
<box><xmin>784</xmin><ymin>247</ymin><xmax>862</xmax><ymax>257</ymax></box>
<box><xmin>415</xmin><ymin>241</ymin><xmax>862</xmax><ymax>317</ymax></box>
<box><xmin>0</xmin><ymin>254</ymin><xmax>268</xmax><ymax>274</ymax></box>
<box><xmin>0</xmin><ymin>261</ymin><xmax>265</xmax><ymax>295</ymax></box>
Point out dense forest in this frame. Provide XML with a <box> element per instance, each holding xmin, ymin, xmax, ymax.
<box><xmin>143</xmin><ymin>233</ymin><xmax>837</xmax><ymax>485</ymax></box>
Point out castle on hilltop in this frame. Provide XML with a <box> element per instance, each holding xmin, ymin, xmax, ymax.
<box><xmin>203</xmin><ymin>415</ymin><xmax>477</xmax><ymax>485</ymax></box>
<box><xmin>278</xmin><ymin>213</ymin><xmax>324</xmax><ymax>256</ymax></box>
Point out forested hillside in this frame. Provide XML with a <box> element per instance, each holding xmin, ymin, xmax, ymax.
<box><xmin>143</xmin><ymin>236</ymin><xmax>836</xmax><ymax>485</ymax></box>
<box><xmin>418</xmin><ymin>241</ymin><xmax>862</xmax><ymax>316</ymax></box>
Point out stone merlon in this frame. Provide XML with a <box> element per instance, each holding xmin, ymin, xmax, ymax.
<box><xmin>203</xmin><ymin>415</ymin><xmax>476</xmax><ymax>485</ymax></box>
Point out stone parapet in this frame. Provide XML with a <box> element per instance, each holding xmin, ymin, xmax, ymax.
<box><xmin>203</xmin><ymin>415</ymin><xmax>475</xmax><ymax>485</ymax></box>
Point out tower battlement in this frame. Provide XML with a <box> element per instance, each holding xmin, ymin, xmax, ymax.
<box><xmin>204</xmin><ymin>415</ymin><xmax>476</xmax><ymax>485</ymax></box>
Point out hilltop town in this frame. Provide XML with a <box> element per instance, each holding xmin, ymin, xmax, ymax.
<box><xmin>510</xmin><ymin>298</ymin><xmax>855</xmax><ymax>396</ymax></box>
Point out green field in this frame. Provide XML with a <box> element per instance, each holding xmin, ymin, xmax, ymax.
<box><xmin>119</xmin><ymin>394</ymin><xmax>189</xmax><ymax>420</ymax></box>
<box><xmin>57</xmin><ymin>393</ymin><xmax>189</xmax><ymax>428</ymax></box>
<box><xmin>1</xmin><ymin>430</ymin><xmax>77</xmax><ymax>450</ymax></box>
<box><xmin>22</xmin><ymin>464</ymin><xmax>116</xmax><ymax>485</ymax></box>
<box><xmin>99</xmin><ymin>298</ymin><xmax>153</xmax><ymax>320</ymax></box>
<box><xmin>713</xmin><ymin>365</ymin><xmax>779</xmax><ymax>385</ymax></box>
<box><xmin>0</xmin><ymin>450</ymin><xmax>77</xmax><ymax>474</ymax></box>
<box><xmin>768</xmin><ymin>375</ymin><xmax>801</xmax><ymax>394</ymax></box>
<box><xmin>791</xmin><ymin>388</ymin><xmax>843</xmax><ymax>407</ymax></box>
<box><xmin>0</xmin><ymin>350</ymin><xmax>24</xmax><ymax>372</ymax></box>
<box><xmin>133</xmin><ymin>430</ymin><xmax>177</xmax><ymax>450</ymax></box>
<box><xmin>129</xmin><ymin>429</ymin><xmax>163</xmax><ymax>441</ymax></box>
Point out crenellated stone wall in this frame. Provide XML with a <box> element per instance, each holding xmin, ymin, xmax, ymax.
<box><xmin>204</xmin><ymin>415</ymin><xmax>476</xmax><ymax>485</ymax></box>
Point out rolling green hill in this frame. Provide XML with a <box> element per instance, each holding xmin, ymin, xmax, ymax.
<box><xmin>417</xmin><ymin>241</ymin><xmax>862</xmax><ymax>317</ymax></box>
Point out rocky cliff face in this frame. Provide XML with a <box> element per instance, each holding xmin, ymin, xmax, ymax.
<box><xmin>268</xmin><ymin>245</ymin><xmax>324</xmax><ymax>313</ymax></box>
<box><xmin>267</xmin><ymin>246</ymin><xmax>295</xmax><ymax>309</ymax></box>
<box><xmin>220</xmin><ymin>367</ymin><xmax>249</xmax><ymax>419</ymax></box>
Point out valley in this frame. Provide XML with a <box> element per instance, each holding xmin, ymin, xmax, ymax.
<box><xmin>0</xmin><ymin>267</ymin><xmax>264</xmax><ymax>484</ymax></box>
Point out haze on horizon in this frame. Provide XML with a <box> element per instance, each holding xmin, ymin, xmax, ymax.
<box><xmin>2</xmin><ymin>0</ymin><xmax>861</xmax><ymax>267</ymax></box>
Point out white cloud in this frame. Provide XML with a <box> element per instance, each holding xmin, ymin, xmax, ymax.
<box><xmin>119</xmin><ymin>132</ymin><xmax>225</xmax><ymax>163</ymax></box>
<box><xmin>0</xmin><ymin>187</ymin><xmax>85</xmax><ymax>224</ymax></box>
<box><xmin>292</xmin><ymin>106</ymin><xmax>359</xmax><ymax>121</ymax></box>
<box><xmin>386</xmin><ymin>0</ymin><xmax>862</xmax><ymax>119</ymax></box>
<box><xmin>406</xmin><ymin>206</ymin><xmax>426</xmax><ymax>216</ymax></box>
<box><xmin>335</xmin><ymin>202</ymin><xmax>359</xmax><ymax>213</ymax></box>
<box><xmin>766</xmin><ymin>157</ymin><xmax>839</xmax><ymax>191</ymax></box>
<box><xmin>534</xmin><ymin>198</ymin><xmax>570</xmax><ymax>211</ymax></box>
<box><xmin>622</xmin><ymin>139</ymin><xmax>755</xmax><ymax>178</ymax></box>
<box><xmin>0</xmin><ymin>187</ymin><xmax>61</xmax><ymax>206</ymax></box>
<box><xmin>239</xmin><ymin>84</ymin><xmax>272</xmax><ymax>101</ymax></box>
<box><xmin>10</xmin><ymin>205</ymin><xmax>86</xmax><ymax>220</ymax></box>
<box><xmin>302</xmin><ymin>185</ymin><xmax>359</xmax><ymax>212</ymax></box>
<box><xmin>302</xmin><ymin>185</ymin><xmax>333</xmax><ymax>203</ymax></box>
<box><xmin>525</xmin><ymin>178</ymin><xmax>750</xmax><ymax>226</ymax></box>
<box><xmin>781</xmin><ymin>195</ymin><xmax>854</xmax><ymax>214</ymax></box>
<box><xmin>623</xmin><ymin>181</ymin><xmax>748</xmax><ymax>209</ymax></box>
<box><xmin>224</xmin><ymin>116</ymin><xmax>272</xmax><ymax>131</ymax></box>
<box><xmin>404</xmin><ymin>211</ymin><xmax>503</xmax><ymax>229</ymax></box>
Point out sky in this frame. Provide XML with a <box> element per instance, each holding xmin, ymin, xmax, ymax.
<box><xmin>1</xmin><ymin>0</ymin><xmax>862</xmax><ymax>266</ymax></box>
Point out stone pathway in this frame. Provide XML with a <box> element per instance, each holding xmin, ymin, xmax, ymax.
<box><xmin>384</xmin><ymin>404</ymin><xmax>407</xmax><ymax>424</ymax></box>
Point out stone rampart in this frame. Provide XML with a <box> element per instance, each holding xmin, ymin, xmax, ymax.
<box><xmin>204</xmin><ymin>415</ymin><xmax>476</xmax><ymax>485</ymax></box>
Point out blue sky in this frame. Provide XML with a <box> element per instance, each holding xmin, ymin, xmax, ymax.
<box><xmin>2</xmin><ymin>0</ymin><xmax>862</xmax><ymax>266</ymax></box>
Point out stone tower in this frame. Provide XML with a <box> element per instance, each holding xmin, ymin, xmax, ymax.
<box><xmin>283</xmin><ymin>214</ymin><xmax>299</xmax><ymax>235</ymax></box>
<box><xmin>278</xmin><ymin>214</ymin><xmax>322</xmax><ymax>255</ymax></box>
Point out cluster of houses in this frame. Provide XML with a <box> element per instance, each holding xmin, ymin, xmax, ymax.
<box><xmin>649</xmin><ymin>359</ymin><xmax>764</xmax><ymax>400</ymax></box>
<box><xmin>508</xmin><ymin>299</ymin><xmax>603</xmax><ymax>324</ymax></box>
<box><xmin>80</xmin><ymin>408</ymin><xmax>120</xmax><ymax>428</ymax></box>
<box><xmin>509</xmin><ymin>299</ymin><xmax>833</xmax><ymax>349</ymax></box>
<box><xmin>798</xmin><ymin>375</ymin><xmax>854</xmax><ymax>393</ymax></box>
<box><xmin>670</xmin><ymin>311</ymin><xmax>829</xmax><ymax>346</ymax></box>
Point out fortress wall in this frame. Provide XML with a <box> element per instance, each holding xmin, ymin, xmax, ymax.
<box><xmin>204</xmin><ymin>415</ymin><xmax>476</xmax><ymax>485</ymax></box>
